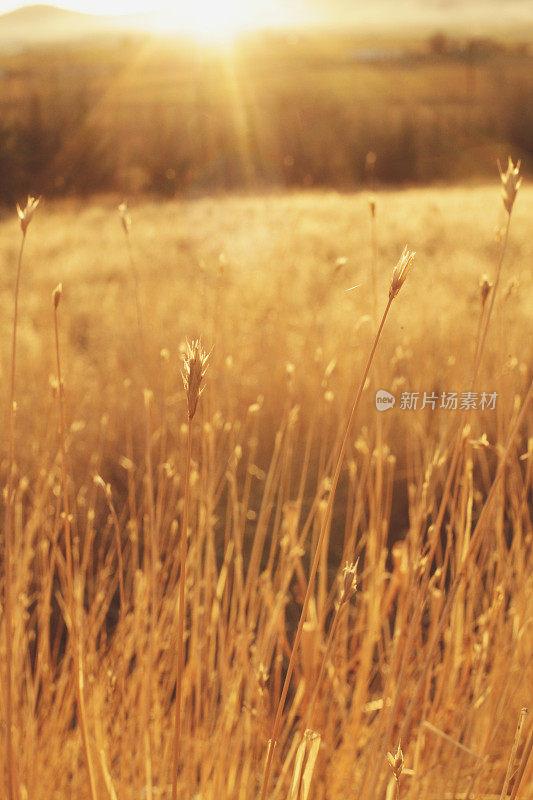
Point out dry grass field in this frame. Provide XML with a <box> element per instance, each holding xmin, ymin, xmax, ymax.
<box><xmin>0</xmin><ymin>179</ymin><xmax>532</xmax><ymax>800</ymax></box>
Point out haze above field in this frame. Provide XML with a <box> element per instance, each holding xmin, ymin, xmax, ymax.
<box><xmin>1</xmin><ymin>0</ymin><xmax>533</xmax><ymax>47</ymax></box>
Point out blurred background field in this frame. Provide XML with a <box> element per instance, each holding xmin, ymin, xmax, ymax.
<box><xmin>1</xmin><ymin>184</ymin><xmax>531</xmax><ymax>477</ymax></box>
<box><xmin>0</xmin><ymin>23</ymin><xmax>532</xmax><ymax>201</ymax></box>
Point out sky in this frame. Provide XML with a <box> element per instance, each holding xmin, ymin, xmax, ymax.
<box><xmin>2</xmin><ymin>0</ymin><xmax>532</xmax><ymax>31</ymax></box>
<box><xmin>0</xmin><ymin>0</ymin><xmax>311</xmax><ymax>37</ymax></box>
<box><xmin>0</xmin><ymin>0</ymin><xmax>169</xmax><ymax>13</ymax></box>
<box><xmin>0</xmin><ymin>0</ymin><xmax>314</xmax><ymax>30</ymax></box>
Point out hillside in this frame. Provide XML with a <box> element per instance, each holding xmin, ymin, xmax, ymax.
<box><xmin>0</xmin><ymin>4</ymin><xmax>111</xmax><ymax>44</ymax></box>
<box><xmin>310</xmin><ymin>0</ymin><xmax>533</xmax><ymax>30</ymax></box>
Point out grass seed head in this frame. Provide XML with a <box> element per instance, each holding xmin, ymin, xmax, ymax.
<box><xmin>182</xmin><ymin>339</ymin><xmax>209</xmax><ymax>420</ymax></box>
<box><xmin>498</xmin><ymin>157</ymin><xmax>522</xmax><ymax>215</ymax></box>
<box><xmin>256</xmin><ymin>663</ymin><xmax>269</xmax><ymax>695</ymax></box>
<box><xmin>16</xmin><ymin>195</ymin><xmax>40</xmax><ymax>234</ymax></box>
<box><xmin>118</xmin><ymin>201</ymin><xmax>132</xmax><ymax>234</ymax></box>
<box><xmin>53</xmin><ymin>283</ymin><xmax>63</xmax><ymax>309</ymax></box>
<box><xmin>479</xmin><ymin>274</ymin><xmax>493</xmax><ymax>308</ymax></box>
<box><xmin>340</xmin><ymin>559</ymin><xmax>359</xmax><ymax>604</ymax></box>
<box><xmin>94</xmin><ymin>474</ymin><xmax>112</xmax><ymax>500</ymax></box>
<box><xmin>387</xmin><ymin>742</ymin><xmax>404</xmax><ymax>782</ymax></box>
<box><xmin>389</xmin><ymin>247</ymin><xmax>416</xmax><ymax>300</ymax></box>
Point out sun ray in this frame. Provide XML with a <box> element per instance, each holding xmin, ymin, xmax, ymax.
<box><xmin>149</xmin><ymin>0</ymin><xmax>257</xmax><ymax>44</ymax></box>
<box><xmin>219</xmin><ymin>52</ymin><xmax>257</xmax><ymax>187</ymax></box>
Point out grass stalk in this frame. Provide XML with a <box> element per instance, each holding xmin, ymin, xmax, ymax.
<box><xmin>3</xmin><ymin>229</ymin><xmax>26</xmax><ymax>800</ymax></box>
<box><xmin>143</xmin><ymin>390</ymin><xmax>157</xmax><ymax>800</ymax></box>
<box><xmin>301</xmin><ymin>599</ymin><xmax>342</xmax><ymax>733</ymax></box>
<box><xmin>499</xmin><ymin>708</ymin><xmax>528</xmax><ymax>800</ymax></box>
<box><xmin>53</xmin><ymin>285</ymin><xmax>98</xmax><ymax>800</ymax></box>
<box><xmin>509</xmin><ymin>719</ymin><xmax>533</xmax><ymax>800</ymax></box>
<box><xmin>119</xmin><ymin>202</ymin><xmax>147</xmax><ymax>376</ymax></box>
<box><xmin>172</xmin><ymin>340</ymin><xmax>208</xmax><ymax>800</ymax></box>
<box><xmin>171</xmin><ymin>416</ymin><xmax>192</xmax><ymax>800</ymax></box>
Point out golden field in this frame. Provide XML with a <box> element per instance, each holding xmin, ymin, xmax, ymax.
<box><xmin>0</xmin><ymin>181</ymin><xmax>532</xmax><ymax>800</ymax></box>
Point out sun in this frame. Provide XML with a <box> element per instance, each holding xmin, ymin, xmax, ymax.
<box><xmin>150</xmin><ymin>0</ymin><xmax>256</xmax><ymax>44</ymax></box>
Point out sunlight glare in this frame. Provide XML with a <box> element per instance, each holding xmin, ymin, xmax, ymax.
<box><xmin>150</xmin><ymin>0</ymin><xmax>256</xmax><ymax>43</ymax></box>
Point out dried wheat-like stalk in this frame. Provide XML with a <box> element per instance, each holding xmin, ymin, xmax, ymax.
<box><xmin>499</xmin><ymin>708</ymin><xmax>528</xmax><ymax>800</ymax></box>
<box><xmin>386</xmin><ymin>743</ymin><xmax>404</xmax><ymax>800</ymax></box>
<box><xmin>302</xmin><ymin>560</ymin><xmax>358</xmax><ymax>733</ymax></box>
<box><xmin>118</xmin><ymin>200</ymin><xmax>147</xmax><ymax>378</ymax></box>
<box><xmin>498</xmin><ymin>157</ymin><xmax>522</xmax><ymax>215</ymax></box>
<box><xmin>4</xmin><ymin>196</ymin><xmax>39</xmax><ymax>800</ymax></box>
<box><xmin>182</xmin><ymin>338</ymin><xmax>209</xmax><ymax>420</ymax></box>
<box><xmin>53</xmin><ymin>282</ymin><xmax>98</xmax><ymax>800</ymax></box>
<box><xmin>172</xmin><ymin>340</ymin><xmax>209</xmax><ymax>800</ymax></box>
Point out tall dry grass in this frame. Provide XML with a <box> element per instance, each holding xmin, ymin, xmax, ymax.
<box><xmin>0</xmin><ymin>174</ymin><xmax>532</xmax><ymax>800</ymax></box>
